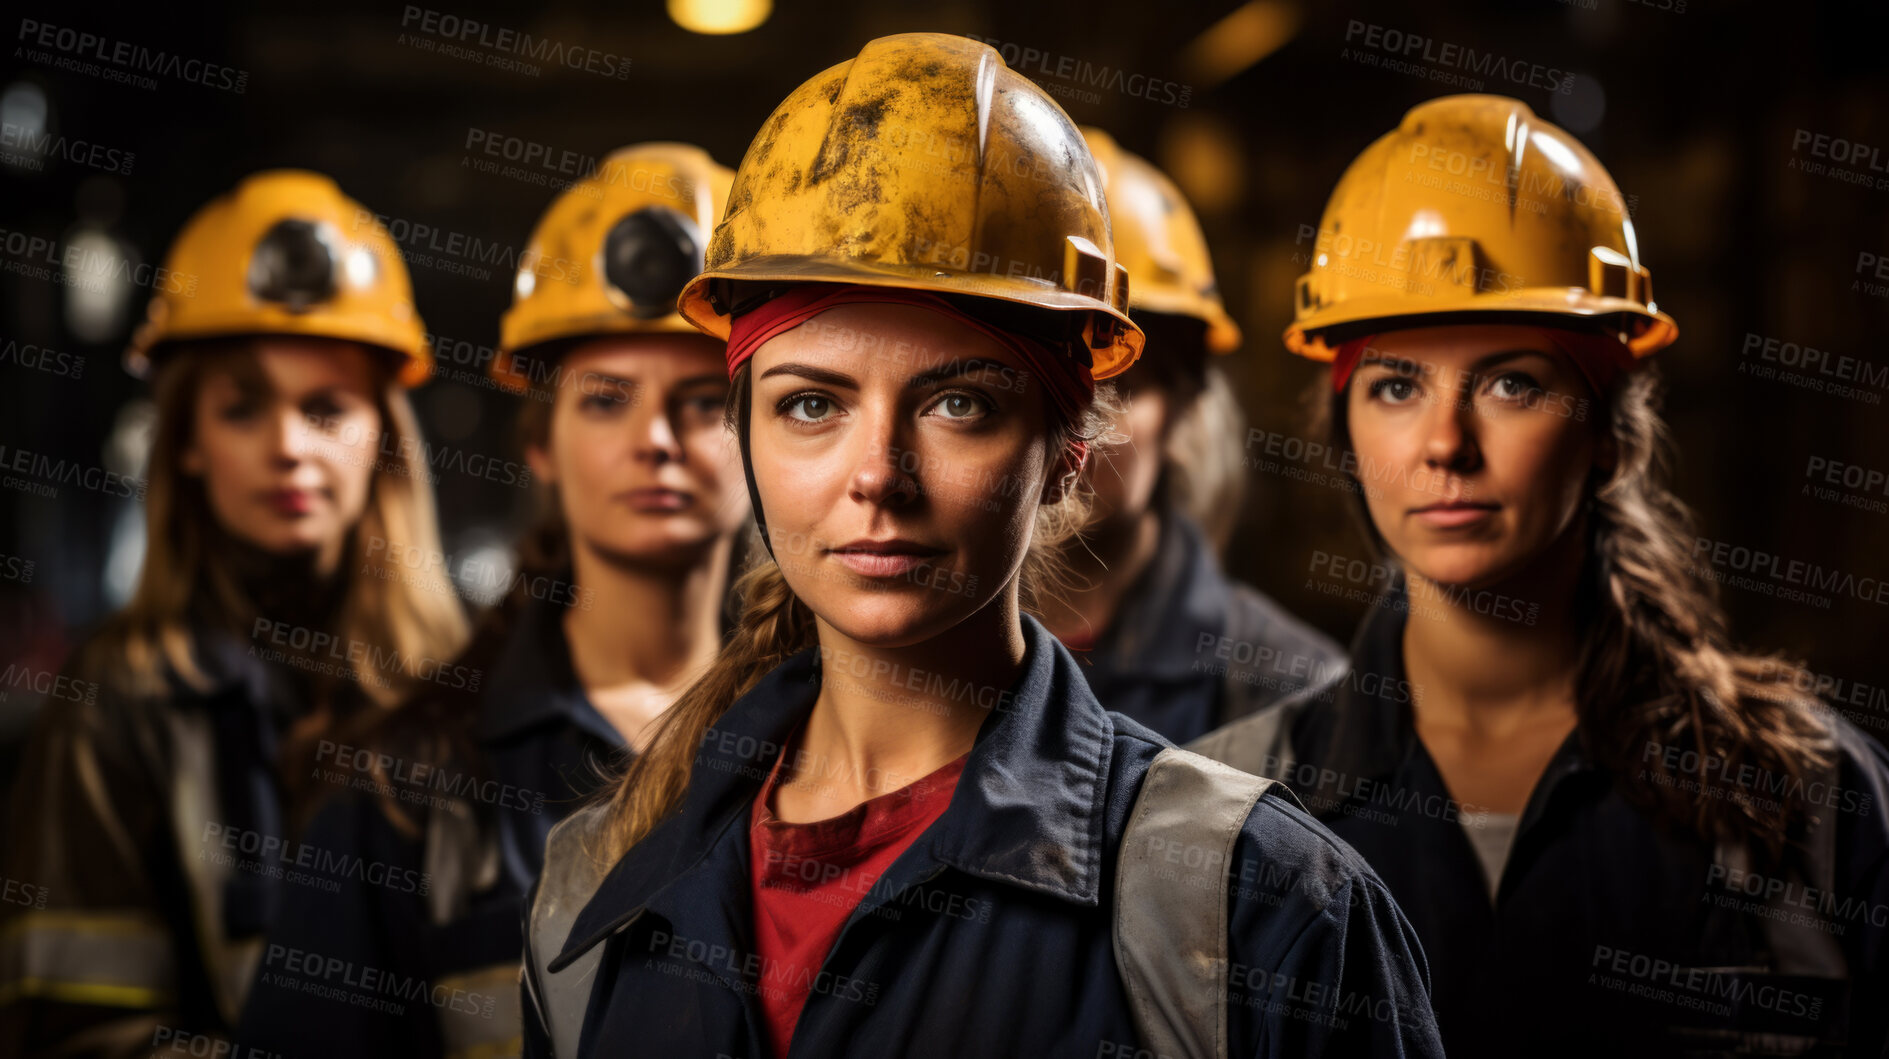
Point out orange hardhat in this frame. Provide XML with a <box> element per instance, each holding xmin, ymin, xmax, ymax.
<box><xmin>1081</xmin><ymin>127</ymin><xmax>1241</xmax><ymax>355</ymax></box>
<box><xmin>1286</xmin><ymin>95</ymin><xmax>1676</xmax><ymax>361</ymax></box>
<box><xmin>494</xmin><ymin>143</ymin><xmax>734</xmax><ymax>392</ymax></box>
<box><xmin>126</xmin><ymin>170</ymin><xmax>432</xmax><ymax>387</ymax></box>
<box><xmin>677</xmin><ymin>32</ymin><xmax>1142</xmax><ymax>380</ymax></box>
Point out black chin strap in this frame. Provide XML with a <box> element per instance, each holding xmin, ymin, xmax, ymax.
<box><xmin>737</xmin><ymin>386</ymin><xmax>774</xmax><ymax>562</ymax></box>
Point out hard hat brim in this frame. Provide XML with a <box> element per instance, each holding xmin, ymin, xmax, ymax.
<box><xmin>679</xmin><ymin>255</ymin><xmax>1144</xmax><ymax>380</ymax></box>
<box><xmin>1286</xmin><ymin>291</ymin><xmax>1678</xmax><ymax>361</ymax></box>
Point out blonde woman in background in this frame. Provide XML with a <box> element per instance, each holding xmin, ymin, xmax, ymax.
<box><xmin>0</xmin><ymin>172</ymin><xmax>467</xmax><ymax>1055</ymax></box>
<box><xmin>1037</xmin><ymin>129</ymin><xmax>1342</xmax><ymax>745</ymax></box>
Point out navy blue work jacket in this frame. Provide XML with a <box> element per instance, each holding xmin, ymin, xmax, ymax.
<box><xmin>527</xmin><ymin>615</ymin><xmax>1445</xmax><ymax>1059</ymax></box>
<box><xmin>1194</xmin><ymin>582</ymin><xmax>1889</xmax><ymax>1058</ymax></box>
<box><xmin>1076</xmin><ymin>509</ymin><xmax>1343</xmax><ymax>744</ymax></box>
<box><xmin>238</xmin><ymin>592</ymin><xmax>624</xmax><ymax>1059</ymax></box>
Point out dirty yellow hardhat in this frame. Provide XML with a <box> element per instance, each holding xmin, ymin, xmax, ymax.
<box><xmin>494</xmin><ymin>143</ymin><xmax>734</xmax><ymax>392</ymax></box>
<box><xmin>1081</xmin><ymin>127</ymin><xmax>1241</xmax><ymax>355</ymax></box>
<box><xmin>125</xmin><ymin>170</ymin><xmax>432</xmax><ymax>387</ymax></box>
<box><xmin>1286</xmin><ymin>94</ymin><xmax>1677</xmax><ymax>361</ymax></box>
<box><xmin>678</xmin><ymin>32</ymin><xmax>1143</xmax><ymax>380</ymax></box>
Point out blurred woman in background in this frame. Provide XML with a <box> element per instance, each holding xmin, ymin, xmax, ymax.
<box><xmin>1038</xmin><ymin>128</ymin><xmax>1341</xmax><ymax>745</ymax></box>
<box><xmin>236</xmin><ymin>145</ymin><xmax>750</xmax><ymax>1059</ymax></box>
<box><xmin>0</xmin><ymin>171</ymin><xmax>469</xmax><ymax>1054</ymax></box>
<box><xmin>1193</xmin><ymin>95</ymin><xmax>1889</xmax><ymax>1058</ymax></box>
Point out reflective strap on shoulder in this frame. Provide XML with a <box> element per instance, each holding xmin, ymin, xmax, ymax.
<box><xmin>526</xmin><ymin>803</ymin><xmax>614</xmax><ymax>1058</ymax></box>
<box><xmin>1187</xmin><ymin>682</ymin><xmax>1310</xmax><ymax>784</ymax></box>
<box><xmin>0</xmin><ymin>910</ymin><xmax>177</xmax><ymax>1009</ymax></box>
<box><xmin>1113</xmin><ymin>747</ymin><xmax>1288</xmax><ymax>1059</ymax></box>
<box><xmin>436</xmin><ymin>962</ymin><xmax>525</xmax><ymax>1059</ymax></box>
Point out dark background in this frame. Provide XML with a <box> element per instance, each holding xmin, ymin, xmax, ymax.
<box><xmin>3</xmin><ymin>0</ymin><xmax>1887</xmax><ymax>756</ymax></box>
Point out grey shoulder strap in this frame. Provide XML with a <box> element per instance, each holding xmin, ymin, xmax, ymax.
<box><xmin>1113</xmin><ymin>746</ymin><xmax>1298</xmax><ymax>1059</ymax></box>
<box><xmin>524</xmin><ymin>802</ymin><xmax>614</xmax><ymax>1058</ymax></box>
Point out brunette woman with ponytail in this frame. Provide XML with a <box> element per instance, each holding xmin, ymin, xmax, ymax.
<box><xmin>1192</xmin><ymin>95</ymin><xmax>1889</xmax><ymax>1058</ymax></box>
<box><xmin>522</xmin><ymin>34</ymin><xmax>1442</xmax><ymax>1059</ymax></box>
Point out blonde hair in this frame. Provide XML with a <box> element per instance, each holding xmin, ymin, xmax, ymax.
<box><xmin>87</xmin><ymin>338</ymin><xmax>468</xmax><ymax>716</ymax></box>
<box><xmin>597</xmin><ymin>360</ymin><xmax>1117</xmax><ymax>861</ymax></box>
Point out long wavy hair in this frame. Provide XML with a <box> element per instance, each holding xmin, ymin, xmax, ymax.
<box><xmin>81</xmin><ymin>337</ymin><xmax>469</xmax><ymax>760</ymax></box>
<box><xmin>598</xmin><ymin>348</ymin><xmax>1118</xmax><ymax>862</ymax></box>
<box><xmin>1324</xmin><ymin>352</ymin><xmax>1834</xmax><ymax>857</ymax></box>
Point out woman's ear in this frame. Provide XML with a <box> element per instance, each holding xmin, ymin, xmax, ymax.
<box><xmin>1040</xmin><ymin>440</ymin><xmax>1089</xmax><ymax>505</ymax></box>
<box><xmin>1594</xmin><ymin>429</ymin><xmax>1619</xmax><ymax>479</ymax></box>
<box><xmin>525</xmin><ymin>442</ymin><xmax>555</xmax><ymax>486</ymax></box>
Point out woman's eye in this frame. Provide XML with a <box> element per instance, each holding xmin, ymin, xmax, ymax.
<box><xmin>1368</xmin><ymin>376</ymin><xmax>1419</xmax><ymax>405</ymax></box>
<box><xmin>927</xmin><ymin>391</ymin><xmax>990</xmax><ymax>421</ymax></box>
<box><xmin>684</xmin><ymin>394</ymin><xmax>726</xmax><ymax>419</ymax></box>
<box><xmin>579</xmin><ymin>392</ymin><xmax>623</xmax><ymax>413</ymax></box>
<box><xmin>781</xmin><ymin>393</ymin><xmax>837</xmax><ymax>423</ymax></box>
<box><xmin>1488</xmin><ymin>372</ymin><xmax>1543</xmax><ymax>403</ymax></box>
<box><xmin>220</xmin><ymin>400</ymin><xmax>259</xmax><ymax>422</ymax></box>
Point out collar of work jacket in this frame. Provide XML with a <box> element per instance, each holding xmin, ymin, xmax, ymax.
<box><xmin>551</xmin><ymin>612</ymin><xmax>1113</xmax><ymax>971</ymax></box>
<box><xmin>1300</xmin><ymin>578</ymin><xmax>1597</xmax><ymax>838</ymax></box>
<box><xmin>473</xmin><ymin>582</ymin><xmax>622</xmax><ymax>749</ymax></box>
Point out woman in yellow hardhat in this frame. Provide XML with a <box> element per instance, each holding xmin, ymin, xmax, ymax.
<box><xmin>0</xmin><ymin>171</ymin><xmax>469</xmax><ymax>1052</ymax></box>
<box><xmin>522</xmin><ymin>34</ymin><xmax>1442</xmax><ymax>1059</ymax></box>
<box><xmin>1037</xmin><ymin>128</ymin><xmax>1343</xmax><ymax>745</ymax></box>
<box><xmin>235</xmin><ymin>145</ymin><xmax>752</xmax><ymax>1059</ymax></box>
<box><xmin>1192</xmin><ymin>94</ymin><xmax>1889</xmax><ymax>1057</ymax></box>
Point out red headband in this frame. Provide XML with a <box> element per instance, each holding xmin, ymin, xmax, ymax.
<box><xmin>723</xmin><ymin>284</ymin><xmax>1096</xmax><ymax>429</ymax></box>
<box><xmin>1331</xmin><ymin>329</ymin><xmax>1637</xmax><ymax>397</ymax></box>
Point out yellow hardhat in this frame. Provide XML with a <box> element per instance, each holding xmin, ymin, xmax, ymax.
<box><xmin>1286</xmin><ymin>94</ymin><xmax>1677</xmax><ymax>361</ymax></box>
<box><xmin>126</xmin><ymin>170</ymin><xmax>432</xmax><ymax>387</ymax></box>
<box><xmin>1081</xmin><ymin>127</ymin><xmax>1241</xmax><ymax>355</ymax></box>
<box><xmin>494</xmin><ymin>143</ymin><xmax>734</xmax><ymax>392</ymax></box>
<box><xmin>678</xmin><ymin>32</ymin><xmax>1143</xmax><ymax>380</ymax></box>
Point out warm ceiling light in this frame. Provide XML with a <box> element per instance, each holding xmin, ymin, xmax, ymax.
<box><xmin>1182</xmin><ymin>1</ymin><xmax>1299</xmax><ymax>88</ymax></box>
<box><xmin>668</xmin><ymin>0</ymin><xmax>772</xmax><ymax>35</ymax></box>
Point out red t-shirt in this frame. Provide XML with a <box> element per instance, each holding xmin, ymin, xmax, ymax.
<box><xmin>747</xmin><ymin>730</ymin><xmax>968</xmax><ymax>1058</ymax></box>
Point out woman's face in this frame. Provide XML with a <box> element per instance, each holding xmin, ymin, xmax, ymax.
<box><xmin>181</xmin><ymin>338</ymin><xmax>384</xmax><ymax>565</ymax></box>
<box><xmin>1085</xmin><ymin>364</ymin><xmax>1170</xmax><ymax>530</ymax></box>
<box><xmin>1344</xmin><ymin>324</ymin><xmax>1605</xmax><ymax>589</ymax></box>
<box><xmin>527</xmin><ymin>333</ymin><xmax>749</xmax><ymax>567</ymax></box>
<box><xmin>748</xmin><ymin>302</ymin><xmax>1079</xmax><ymax>648</ymax></box>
